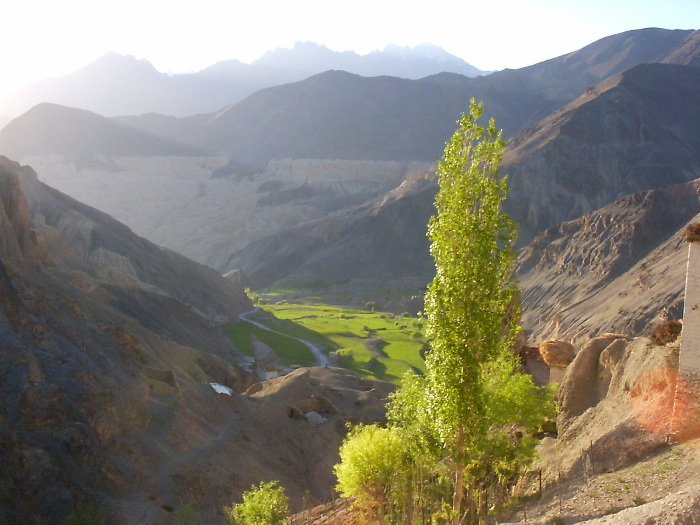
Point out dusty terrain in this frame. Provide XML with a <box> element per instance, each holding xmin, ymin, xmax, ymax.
<box><xmin>502</xmin><ymin>439</ymin><xmax>700</xmax><ymax>524</ymax></box>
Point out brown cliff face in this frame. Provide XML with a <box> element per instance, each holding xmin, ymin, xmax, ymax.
<box><xmin>518</xmin><ymin>179</ymin><xmax>700</xmax><ymax>343</ymax></box>
<box><xmin>0</xmin><ymin>162</ymin><xmax>34</xmax><ymax>260</ymax></box>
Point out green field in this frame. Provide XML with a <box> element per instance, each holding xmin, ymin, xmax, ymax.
<box><xmin>262</xmin><ymin>303</ymin><xmax>427</xmax><ymax>383</ymax></box>
<box><xmin>222</xmin><ymin>322</ymin><xmax>316</xmax><ymax>366</ymax></box>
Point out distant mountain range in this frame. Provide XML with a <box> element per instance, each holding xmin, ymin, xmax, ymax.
<box><xmin>0</xmin><ymin>42</ymin><xmax>487</xmax><ymax>118</ymax></box>
<box><xmin>0</xmin><ymin>27</ymin><xmax>699</xmax><ymax>343</ymax></box>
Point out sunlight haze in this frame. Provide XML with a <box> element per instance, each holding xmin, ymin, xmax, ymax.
<box><xmin>1</xmin><ymin>0</ymin><xmax>698</xmax><ymax>104</ymax></box>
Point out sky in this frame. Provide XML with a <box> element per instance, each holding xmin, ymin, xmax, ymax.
<box><xmin>1</xmin><ymin>0</ymin><xmax>698</xmax><ymax>102</ymax></box>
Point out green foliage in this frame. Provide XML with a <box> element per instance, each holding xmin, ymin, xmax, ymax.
<box><xmin>424</xmin><ymin>98</ymin><xmax>519</xmax><ymax>441</ymax></box>
<box><xmin>173</xmin><ymin>502</ymin><xmax>198</xmax><ymax>525</ymax></box>
<box><xmin>264</xmin><ymin>302</ymin><xmax>426</xmax><ymax>381</ymax></box>
<box><xmin>333</xmin><ymin>101</ymin><xmax>555</xmax><ymax>524</ymax></box>
<box><xmin>223</xmin><ymin>481</ymin><xmax>289</xmax><ymax>525</ymax></box>
<box><xmin>223</xmin><ymin>322</ymin><xmax>315</xmax><ymax>366</ymax></box>
<box><xmin>422</xmin><ymin>99</ymin><xmax>523</xmax><ymax>523</ymax></box>
<box><xmin>335</xmin><ymin>424</ymin><xmax>414</xmax><ymax>522</ymax></box>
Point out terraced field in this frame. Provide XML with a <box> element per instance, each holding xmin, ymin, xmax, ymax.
<box><xmin>261</xmin><ymin>302</ymin><xmax>427</xmax><ymax>383</ymax></box>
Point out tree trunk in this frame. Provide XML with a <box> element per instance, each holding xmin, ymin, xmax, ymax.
<box><xmin>452</xmin><ymin>426</ymin><xmax>465</xmax><ymax>525</ymax></box>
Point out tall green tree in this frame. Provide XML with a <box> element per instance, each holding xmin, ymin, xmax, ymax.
<box><xmin>423</xmin><ymin>99</ymin><xmax>520</xmax><ymax>524</ymax></box>
<box><xmin>332</xmin><ymin>100</ymin><xmax>554</xmax><ymax>524</ymax></box>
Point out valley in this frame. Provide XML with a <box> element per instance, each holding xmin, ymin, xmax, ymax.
<box><xmin>0</xmin><ymin>25</ymin><xmax>699</xmax><ymax>525</ymax></box>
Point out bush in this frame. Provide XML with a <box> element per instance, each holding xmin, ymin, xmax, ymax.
<box><xmin>223</xmin><ymin>480</ymin><xmax>289</xmax><ymax>525</ymax></box>
<box><xmin>173</xmin><ymin>502</ymin><xmax>198</xmax><ymax>525</ymax></box>
<box><xmin>650</xmin><ymin>319</ymin><xmax>682</xmax><ymax>345</ymax></box>
<box><xmin>334</xmin><ymin>425</ymin><xmax>413</xmax><ymax>522</ymax></box>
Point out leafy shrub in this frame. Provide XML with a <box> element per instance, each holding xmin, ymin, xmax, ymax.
<box><xmin>223</xmin><ymin>480</ymin><xmax>289</xmax><ymax>525</ymax></box>
<box><xmin>173</xmin><ymin>502</ymin><xmax>198</xmax><ymax>525</ymax></box>
<box><xmin>334</xmin><ymin>425</ymin><xmax>413</xmax><ymax>522</ymax></box>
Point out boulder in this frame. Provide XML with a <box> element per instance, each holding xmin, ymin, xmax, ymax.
<box><xmin>558</xmin><ymin>334</ymin><xmax>629</xmax><ymax>432</ymax></box>
<box><xmin>539</xmin><ymin>340</ymin><xmax>576</xmax><ymax>369</ymax></box>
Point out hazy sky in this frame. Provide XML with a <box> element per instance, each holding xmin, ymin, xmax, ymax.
<box><xmin>1</xmin><ymin>0</ymin><xmax>698</xmax><ymax>102</ymax></box>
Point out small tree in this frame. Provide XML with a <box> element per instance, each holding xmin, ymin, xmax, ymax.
<box><xmin>224</xmin><ymin>481</ymin><xmax>289</xmax><ymax>525</ymax></box>
<box><xmin>334</xmin><ymin>424</ymin><xmax>413</xmax><ymax>523</ymax></box>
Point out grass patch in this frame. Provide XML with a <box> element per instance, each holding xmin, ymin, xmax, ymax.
<box><xmin>654</xmin><ymin>460</ymin><xmax>680</xmax><ymax>474</ymax></box>
<box><xmin>223</xmin><ymin>322</ymin><xmax>315</xmax><ymax>366</ymax></box>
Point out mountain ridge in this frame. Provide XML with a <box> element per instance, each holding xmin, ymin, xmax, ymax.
<box><xmin>0</xmin><ymin>43</ymin><xmax>486</xmax><ymax>119</ymax></box>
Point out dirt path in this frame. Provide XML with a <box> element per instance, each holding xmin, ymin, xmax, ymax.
<box><xmin>239</xmin><ymin>307</ymin><xmax>329</xmax><ymax>367</ymax></box>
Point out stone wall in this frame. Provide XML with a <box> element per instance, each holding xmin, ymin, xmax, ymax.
<box><xmin>671</xmin><ymin>223</ymin><xmax>700</xmax><ymax>440</ymax></box>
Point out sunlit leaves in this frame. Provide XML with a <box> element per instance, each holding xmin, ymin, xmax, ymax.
<box><xmin>223</xmin><ymin>481</ymin><xmax>289</xmax><ymax>525</ymax></box>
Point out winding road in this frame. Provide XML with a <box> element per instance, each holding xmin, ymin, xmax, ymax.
<box><xmin>239</xmin><ymin>307</ymin><xmax>329</xmax><ymax>367</ymax></box>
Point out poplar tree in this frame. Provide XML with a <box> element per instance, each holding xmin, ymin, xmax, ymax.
<box><xmin>332</xmin><ymin>100</ymin><xmax>553</xmax><ymax>524</ymax></box>
<box><xmin>423</xmin><ymin>99</ymin><xmax>520</xmax><ymax>524</ymax></box>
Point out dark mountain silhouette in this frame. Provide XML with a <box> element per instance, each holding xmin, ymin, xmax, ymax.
<box><xmin>0</xmin><ymin>102</ymin><xmax>204</xmax><ymax>164</ymax></box>
<box><xmin>225</xmin><ymin>62</ymin><xmax>700</xmax><ymax>299</ymax></box>
<box><xmin>0</xmin><ymin>43</ymin><xmax>486</xmax><ymax>118</ymax></box>
<box><xmin>116</xmin><ymin>28</ymin><xmax>696</xmax><ymax>164</ymax></box>
<box><xmin>503</xmin><ymin>62</ymin><xmax>700</xmax><ymax>244</ymax></box>
<box><xmin>3</xmin><ymin>28</ymin><xmax>692</xmax><ymax>168</ymax></box>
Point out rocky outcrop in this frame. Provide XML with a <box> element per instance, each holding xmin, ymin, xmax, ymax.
<box><xmin>557</xmin><ymin>334</ymin><xmax>629</xmax><ymax>433</ymax></box>
<box><xmin>0</xmin><ymin>162</ymin><xmax>33</xmax><ymax>260</ymax></box>
<box><xmin>539</xmin><ymin>340</ymin><xmax>576</xmax><ymax>369</ymax></box>
<box><xmin>526</xmin><ymin>335</ymin><xmax>678</xmax><ymax>493</ymax></box>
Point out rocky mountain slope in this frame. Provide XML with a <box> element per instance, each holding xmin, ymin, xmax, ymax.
<box><xmin>0</xmin><ymin>156</ymin><xmax>396</xmax><ymax>524</ymax></box>
<box><xmin>518</xmin><ymin>179</ymin><xmax>700</xmax><ymax>344</ymax></box>
<box><xmin>226</xmin><ymin>170</ymin><xmax>438</xmax><ymax>289</ymax></box>
<box><xmin>503</xmin><ymin>62</ymin><xmax>700</xmax><ymax>244</ymax></box>
<box><xmin>218</xmin><ymin>61</ymin><xmax>700</xmax><ymax>296</ymax></box>
<box><xmin>0</xmin><ymin>43</ymin><xmax>486</xmax><ymax>119</ymax></box>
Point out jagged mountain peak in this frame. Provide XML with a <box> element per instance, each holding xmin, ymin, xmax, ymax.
<box><xmin>79</xmin><ymin>51</ymin><xmax>160</xmax><ymax>75</ymax></box>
